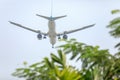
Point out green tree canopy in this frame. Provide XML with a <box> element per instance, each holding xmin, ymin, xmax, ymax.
<box><xmin>107</xmin><ymin>9</ymin><xmax>120</xmax><ymax>50</ymax></box>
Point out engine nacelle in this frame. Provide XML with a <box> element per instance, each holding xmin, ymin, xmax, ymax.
<box><xmin>63</xmin><ymin>34</ymin><xmax>68</xmax><ymax>40</ymax></box>
<box><xmin>37</xmin><ymin>33</ymin><xmax>42</xmax><ymax>40</ymax></box>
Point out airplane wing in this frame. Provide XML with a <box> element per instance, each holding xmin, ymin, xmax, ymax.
<box><xmin>57</xmin><ymin>24</ymin><xmax>95</xmax><ymax>36</ymax></box>
<box><xmin>9</xmin><ymin>21</ymin><xmax>47</xmax><ymax>35</ymax></box>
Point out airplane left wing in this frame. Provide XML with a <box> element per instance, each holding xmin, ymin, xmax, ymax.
<box><xmin>9</xmin><ymin>21</ymin><xmax>47</xmax><ymax>35</ymax></box>
<box><xmin>57</xmin><ymin>24</ymin><xmax>95</xmax><ymax>36</ymax></box>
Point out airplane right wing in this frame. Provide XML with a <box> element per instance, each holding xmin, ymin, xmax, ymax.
<box><xmin>57</xmin><ymin>24</ymin><xmax>95</xmax><ymax>36</ymax></box>
<box><xmin>9</xmin><ymin>21</ymin><xmax>47</xmax><ymax>35</ymax></box>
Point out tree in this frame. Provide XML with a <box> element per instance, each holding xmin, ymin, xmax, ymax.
<box><xmin>13</xmin><ymin>39</ymin><xmax>120</xmax><ymax>80</ymax></box>
<box><xmin>58</xmin><ymin>39</ymin><xmax>113</xmax><ymax>80</ymax></box>
<box><xmin>107</xmin><ymin>9</ymin><xmax>120</xmax><ymax>50</ymax></box>
<box><xmin>12</xmin><ymin>50</ymin><xmax>82</xmax><ymax>80</ymax></box>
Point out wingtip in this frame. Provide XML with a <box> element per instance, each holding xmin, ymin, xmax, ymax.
<box><xmin>36</xmin><ymin>14</ymin><xmax>41</xmax><ymax>17</ymax></box>
<box><xmin>8</xmin><ymin>21</ymin><xmax>11</xmax><ymax>23</ymax></box>
<box><xmin>93</xmin><ymin>23</ymin><xmax>96</xmax><ymax>26</ymax></box>
<box><xmin>91</xmin><ymin>23</ymin><xmax>96</xmax><ymax>26</ymax></box>
<box><xmin>8</xmin><ymin>21</ymin><xmax>14</xmax><ymax>24</ymax></box>
<box><xmin>36</xmin><ymin>14</ymin><xmax>38</xmax><ymax>16</ymax></box>
<box><xmin>65</xmin><ymin>15</ymin><xmax>67</xmax><ymax>17</ymax></box>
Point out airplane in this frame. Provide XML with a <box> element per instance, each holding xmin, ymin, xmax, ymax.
<box><xmin>9</xmin><ymin>14</ymin><xmax>95</xmax><ymax>48</ymax></box>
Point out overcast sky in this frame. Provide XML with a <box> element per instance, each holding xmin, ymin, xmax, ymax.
<box><xmin>0</xmin><ymin>0</ymin><xmax>120</xmax><ymax>80</ymax></box>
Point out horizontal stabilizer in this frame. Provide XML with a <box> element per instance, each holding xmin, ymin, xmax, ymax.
<box><xmin>53</xmin><ymin>15</ymin><xmax>67</xmax><ymax>20</ymax></box>
<box><xmin>36</xmin><ymin>14</ymin><xmax>67</xmax><ymax>21</ymax></box>
<box><xmin>36</xmin><ymin>14</ymin><xmax>50</xmax><ymax>20</ymax></box>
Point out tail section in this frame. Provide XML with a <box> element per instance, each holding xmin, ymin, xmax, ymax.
<box><xmin>53</xmin><ymin>15</ymin><xmax>67</xmax><ymax>20</ymax></box>
<box><xmin>36</xmin><ymin>14</ymin><xmax>50</xmax><ymax>20</ymax></box>
<box><xmin>36</xmin><ymin>14</ymin><xmax>67</xmax><ymax>21</ymax></box>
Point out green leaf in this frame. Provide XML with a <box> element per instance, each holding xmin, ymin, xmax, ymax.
<box><xmin>23</xmin><ymin>61</ymin><xmax>27</xmax><ymax>66</ymax></box>
<box><xmin>29</xmin><ymin>62</ymin><xmax>41</xmax><ymax>68</ymax></box>
<box><xmin>51</xmin><ymin>53</ymin><xmax>62</xmax><ymax>64</ymax></box>
<box><xmin>111</xmin><ymin>9</ymin><xmax>120</xmax><ymax>14</ymax></box>
<box><xmin>44</xmin><ymin>57</ymin><xmax>54</xmax><ymax>69</ymax></box>
<box><xmin>16</xmin><ymin>68</ymin><xmax>25</xmax><ymax>71</ymax></box>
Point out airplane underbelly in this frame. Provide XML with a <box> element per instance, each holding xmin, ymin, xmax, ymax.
<box><xmin>48</xmin><ymin>21</ymin><xmax>56</xmax><ymax>45</ymax></box>
<box><xmin>48</xmin><ymin>31</ymin><xmax>56</xmax><ymax>45</ymax></box>
<box><xmin>50</xmin><ymin>37</ymin><xmax>56</xmax><ymax>45</ymax></box>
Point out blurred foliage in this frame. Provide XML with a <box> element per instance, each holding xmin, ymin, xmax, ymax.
<box><xmin>111</xmin><ymin>9</ymin><xmax>120</xmax><ymax>14</ymax></box>
<box><xmin>58</xmin><ymin>39</ymin><xmax>120</xmax><ymax>80</ymax></box>
<box><xmin>13</xmin><ymin>39</ymin><xmax>120</xmax><ymax>80</ymax></box>
<box><xmin>12</xmin><ymin>50</ymin><xmax>82</xmax><ymax>80</ymax></box>
<box><xmin>107</xmin><ymin>9</ymin><xmax>120</xmax><ymax>50</ymax></box>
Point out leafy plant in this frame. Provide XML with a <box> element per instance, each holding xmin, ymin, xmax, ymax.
<box><xmin>107</xmin><ymin>9</ymin><xmax>120</xmax><ymax>50</ymax></box>
<box><xmin>12</xmin><ymin>50</ymin><xmax>82</xmax><ymax>80</ymax></box>
<box><xmin>58</xmin><ymin>39</ymin><xmax>120</xmax><ymax>80</ymax></box>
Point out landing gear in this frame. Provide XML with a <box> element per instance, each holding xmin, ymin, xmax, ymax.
<box><xmin>43</xmin><ymin>34</ymin><xmax>47</xmax><ymax>39</ymax></box>
<box><xmin>58</xmin><ymin>36</ymin><xmax>61</xmax><ymax>39</ymax></box>
<box><xmin>43</xmin><ymin>36</ymin><xmax>46</xmax><ymax>39</ymax></box>
<box><xmin>52</xmin><ymin>45</ymin><xmax>54</xmax><ymax>48</ymax></box>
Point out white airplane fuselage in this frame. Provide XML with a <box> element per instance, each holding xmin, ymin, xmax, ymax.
<box><xmin>48</xmin><ymin>20</ymin><xmax>56</xmax><ymax>46</ymax></box>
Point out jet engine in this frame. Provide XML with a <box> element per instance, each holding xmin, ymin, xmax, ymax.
<box><xmin>37</xmin><ymin>33</ymin><xmax>42</xmax><ymax>40</ymax></box>
<box><xmin>63</xmin><ymin>34</ymin><xmax>68</xmax><ymax>40</ymax></box>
